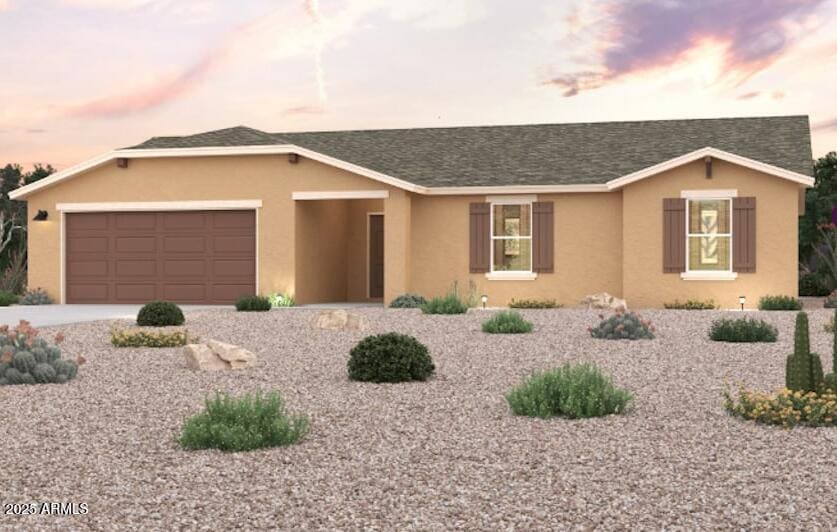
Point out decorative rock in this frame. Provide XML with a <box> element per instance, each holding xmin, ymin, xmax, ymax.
<box><xmin>183</xmin><ymin>341</ymin><xmax>257</xmax><ymax>371</ymax></box>
<box><xmin>311</xmin><ymin>310</ymin><xmax>367</xmax><ymax>331</ymax></box>
<box><xmin>582</xmin><ymin>292</ymin><xmax>628</xmax><ymax>311</ymax></box>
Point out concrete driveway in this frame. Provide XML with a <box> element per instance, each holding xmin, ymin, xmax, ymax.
<box><xmin>0</xmin><ymin>304</ymin><xmax>225</xmax><ymax>327</ymax></box>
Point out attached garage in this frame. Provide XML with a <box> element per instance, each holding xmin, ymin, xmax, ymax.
<box><xmin>64</xmin><ymin>209</ymin><xmax>256</xmax><ymax>304</ymax></box>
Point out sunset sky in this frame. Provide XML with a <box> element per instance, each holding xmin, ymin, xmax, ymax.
<box><xmin>2</xmin><ymin>0</ymin><xmax>837</xmax><ymax>169</ymax></box>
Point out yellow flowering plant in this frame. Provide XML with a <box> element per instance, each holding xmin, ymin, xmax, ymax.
<box><xmin>724</xmin><ymin>384</ymin><xmax>837</xmax><ymax>428</ymax></box>
<box><xmin>110</xmin><ymin>328</ymin><xmax>195</xmax><ymax>348</ymax></box>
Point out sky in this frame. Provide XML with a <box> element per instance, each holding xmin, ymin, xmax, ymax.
<box><xmin>2</xmin><ymin>0</ymin><xmax>837</xmax><ymax>169</ymax></box>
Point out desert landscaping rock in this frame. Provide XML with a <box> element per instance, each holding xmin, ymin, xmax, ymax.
<box><xmin>2</xmin><ymin>307</ymin><xmax>836</xmax><ymax>529</ymax></box>
<box><xmin>310</xmin><ymin>309</ymin><xmax>368</xmax><ymax>331</ymax></box>
<box><xmin>183</xmin><ymin>340</ymin><xmax>257</xmax><ymax>371</ymax></box>
<box><xmin>583</xmin><ymin>292</ymin><xmax>628</xmax><ymax>311</ymax></box>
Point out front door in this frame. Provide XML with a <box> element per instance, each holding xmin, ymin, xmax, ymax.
<box><xmin>368</xmin><ymin>214</ymin><xmax>384</xmax><ymax>298</ymax></box>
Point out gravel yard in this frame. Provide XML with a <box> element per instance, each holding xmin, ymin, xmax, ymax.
<box><xmin>2</xmin><ymin>308</ymin><xmax>837</xmax><ymax>530</ymax></box>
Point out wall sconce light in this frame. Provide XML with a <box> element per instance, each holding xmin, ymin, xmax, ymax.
<box><xmin>739</xmin><ymin>295</ymin><xmax>746</xmax><ymax>311</ymax></box>
<box><xmin>481</xmin><ymin>294</ymin><xmax>488</xmax><ymax>309</ymax></box>
<box><xmin>33</xmin><ymin>210</ymin><xmax>48</xmax><ymax>221</ymax></box>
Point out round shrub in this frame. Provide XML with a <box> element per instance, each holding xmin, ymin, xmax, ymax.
<box><xmin>0</xmin><ymin>290</ymin><xmax>18</xmax><ymax>306</ymax></box>
<box><xmin>589</xmin><ymin>311</ymin><xmax>654</xmax><ymax>340</ymax></box>
<box><xmin>348</xmin><ymin>332</ymin><xmax>435</xmax><ymax>383</ymax></box>
<box><xmin>137</xmin><ymin>300</ymin><xmax>185</xmax><ymax>327</ymax></box>
<box><xmin>506</xmin><ymin>363</ymin><xmax>632</xmax><ymax>419</ymax></box>
<box><xmin>758</xmin><ymin>295</ymin><xmax>802</xmax><ymax>311</ymax></box>
<box><xmin>709</xmin><ymin>318</ymin><xmax>778</xmax><ymax>342</ymax></box>
<box><xmin>389</xmin><ymin>293</ymin><xmax>427</xmax><ymax>309</ymax></box>
<box><xmin>235</xmin><ymin>295</ymin><xmax>271</xmax><ymax>311</ymax></box>
<box><xmin>482</xmin><ymin>310</ymin><xmax>533</xmax><ymax>334</ymax></box>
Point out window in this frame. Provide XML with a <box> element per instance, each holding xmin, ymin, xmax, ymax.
<box><xmin>686</xmin><ymin>198</ymin><xmax>731</xmax><ymax>272</ymax></box>
<box><xmin>491</xmin><ymin>203</ymin><xmax>531</xmax><ymax>272</ymax></box>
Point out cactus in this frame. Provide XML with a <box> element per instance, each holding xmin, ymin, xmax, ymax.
<box><xmin>32</xmin><ymin>347</ymin><xmax>48</xmax><ymax>364</ymax></box>
<box><xmin>12</xmin><ymin>351</ymin><xmax>36</xmax><ymax>373</ymax></box>
<box><xmin>0</xmin><ymin>320</ymin><xmax>79</xmax><ymax>386</ymax></box>
<box><xmin>590</xmin><ymin>311</ymin><xmax>655</xmax><ymax>340</ymax></box>
<box><xmin>19</xmin><ymin>288</ymin><xmax>53</xmax><ymax>305</ymax></box>
<box><xmin>32</xmin><ymin>363</ymin><xmax>57</xmax><ymax>383</ymax></box>
<box><xmin>785</xmin><ymin>312</ymin><xmax>824</xmax><ymax>392</ymax></box>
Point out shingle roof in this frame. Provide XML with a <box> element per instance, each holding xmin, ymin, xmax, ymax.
<box><xmin>130</xmin><ymin>116</ymin><xmax>813</xmax><ymax>187</ymax></box>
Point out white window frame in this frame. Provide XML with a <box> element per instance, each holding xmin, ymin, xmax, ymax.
<box><xmin>487</xmin><ymin>197</ymin><xmax>536</xmax><ymax>280</ymax></box>
<box><xmin>682</xmin><ymin>195</ymin><xmax>737</xmax><ymax>281</ymax></box>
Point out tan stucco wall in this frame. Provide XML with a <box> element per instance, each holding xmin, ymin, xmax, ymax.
<box><xmin>622</xmin><ymin>159</ymin><xmax>801</xmax><ymax>308</ymax></box>
<box><xmin>295</xmin><ymin>200</ymin><xmax>348</xmax><ymax>304</ymax></box>
<box><xmin>408</xmin><ymin>192</ymin><xmax>624</xmax><ymax>306</ymax></box>
<box><xmin>24</xmin><ymin>155</ymin><xmax>398</xmax><ymax>303</ymax></box>
<box><xmin>346</xmin><ymin>199</ymin><xmax>383</xmax><ymax>302</ymax></box>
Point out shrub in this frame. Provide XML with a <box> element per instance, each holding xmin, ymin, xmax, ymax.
<box><xmin>268</xmin><ymin>292</ymin><xmax>295</xmax><ymax>308</ymax></box>
<box><xmin>709</xmin><ymin>318</ymin><xmax>778</xmax><ymax>343</ymax></box>
<box><xmin>824</xmin><ymin>290</ymin><xmax>837</xmax><ymax>308</ymax></box>
<box><xmin>785</xmin><ymin>312</ymin><xmax>823</xmax><ymax>393</ymax></box>
<box><xmin>589</xmin><ymin>310</ymin><xmax>655</xmax><ymax>340</ymax></box>
<box><xmin>421</xmin><ymin>293</ymin><xmax>468</xmax><ymax>315</ymax></box>
<box><xmin>506</xmin><ymin>363</ymin><xmax>632</xmax><ymax>419</ymax></box>
<box><xmin>0</xmin><ymin>290</ymin><xmax>18</xmax><ymax>306</ymax></box>
<box><xmin>508</xmin><ymin>298</ymin><xmax>560</xmax><ymax>309</ymax></box>
<box><xmin>758</xmin><ymin>295</ymin><xmax>802</xmax><ymax>311</ymax></box>
<box><xmin>724</xmin><ymin>386</ymin><xmax>837</xmax><ymax>427</ymax></box>
<box><xmin>235</xmin><ymin>295</ymin><xmax>271</xmax><ymax>312</ymax></box>
<box><xmin>663</xmin><ymin>299</ymin><xmax>717</xmax><ymax>310</ymax></box>
<box><xmin>0</xmin><ymin>321</ymin><xmax>81</xmax><ymax>386</ymax></box>
<box><xmin>19</xmin><ymin>287</ymin><xmax>52</xmax><ymax>305</ymax></box>
<box><xmin>482</xmin><ymin>311</ymin><xmax>533</xmax><ymax>334</ymax></box>
<box><xmin>111</xmin><ymin>328</ymin><xmax>194</xmax><ymax>348</ymax></box>
<box><xmin>799</xmin><ymin>272</ymin><xmax>831</xmax><ymax>296</ymax></box>
<box><xmin>137</xmin><ymin>301</ymin><xmax>184</xmax><ymax>326</ymax></box>
<box><xmin>389</xmin><ymin>293</ymin><xmax>427</xmax><ymax>309</ymax></box>
<box><xmin>0</xmin><ymin>251</ymin><xmax>27</xmax><ymax>295</ymax></box>
<box><xmin>348</xmin><ymin>332</ymin><xmax>434</xmax><ymax>383</ymax></box>
<box><xmin>179</xmin><ymin>391</ymin><xmax>309</xmax><ymax>452</ymax></box>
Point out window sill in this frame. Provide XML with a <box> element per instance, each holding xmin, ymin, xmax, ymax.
<box><xmin>680</xmin><ymin>272</ymin><xmax>738</xmax><ymax>281</ymax></box>
<box><xmin>485</xmin><ymin>272</ymin><xmax>538</xmax><ymax>281</ymax></box>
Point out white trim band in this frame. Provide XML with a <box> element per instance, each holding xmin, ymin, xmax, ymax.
<box><xmin>680</xmin><ymin>271</ymin><xmax>739</xmax><ymax>281</ymax></box>
<box><xmin>681</xmin><ymin>189</ymin><xmax>738</xmax><ymax>199</ymax></box>
<box><xmin>485</xmin><ymin>272</ymin><xmax>538</xmax><ymax>281</ymax></box>
<box><xmin>56</xmin><ymin>200</ymin><xmax>263</xmax><ymax>212</ymax></box>
<box><xmin>292</xmin><ymin>190</ymin><xmax>389</xmax><ymax>200</ymax></box>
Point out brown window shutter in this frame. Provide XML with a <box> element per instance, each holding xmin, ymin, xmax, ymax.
<box><xmin>532</xmin><ymin>201</ymin><xmax>554</xmax><ymax>273</ymax></box>
<box><xmin>733</xmin><ymin>197</ymin><xmax>756</xmax><ymax>273</ymax></box>
<box><xmin>469</xmin><ymin>203</ymin><xmax>490</xmax><ymax>273</ymax></box>
<box><xmin>662</xmin><ymin>198</ymin><xmax>686</xmax><ymax>273</ymax></box>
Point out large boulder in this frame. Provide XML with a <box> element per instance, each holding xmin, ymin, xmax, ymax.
<box><xmin>310</xmin><ymin>310</ymin><xmax>367</xmax><ymax>331</ymax></box>
<box><xmin>582</xmin><ymin>292</ymin><xmax>628</xmax><ymax>311</ymax></box>
<box><xmin>184</xmin><ymin>340</ymin><xmax>257</xmax><ymax>371</ymax></box>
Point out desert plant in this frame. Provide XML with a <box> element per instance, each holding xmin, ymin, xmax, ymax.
<box><xmin>19</xmin><ymin>287</ymin><xmax>52</xmax><ymax>305</ymax></box>
<box><xmin>663</xmin><ymin>299</ymin><xmax>717</xmax><ymax>310</ymax></box>
<box><xmin>758</xmin><ymin>295</ymin><xmax>802</xmax><ymax>311</ymax></box>
<box><xmin>799</xmin><ymin>271</ymin><xmax>831</xmax><ymax>296</ymax></box>
<box><xmin>235</xmin><ymin>295</ymin><xmax>271</xmax><ymax>312</ymax></box>
<box><xmin>724</xmin><ymin>386</ymin><xmax>837</xmax><ymax>427</ymax></box>
<box><xmin>111</xmin><ymin>328</ymin><xmax>194</xmax><ymax>348</ymax></box>
<box><xmin>179</xmin><ymin>391</ymin><xmax>309</xmax><ymax>452</ymax></box>
<box><xmin>0</xmin><ymin>290</ymin><xmax>18</xmax><ymax>306</ymax></box>
<box><xmin>389</xmin><ymin>293</ymin><xmax>427</xmax><ymax>309</ymax></box>
<box><xmin>589</xmin><ymin>310</ymin><xmax>655</xmax><ymax>340</ymax></box>
<box><xmin>508</xmin><ymin>298</ymin><xmax>560</xmax><ymax>309</ymax></box>
<box><xmin>482</xmin><ymin>311</ymin><xmax>533</xmax><ymax>334</ymax></box>
<box><xmin>421</xmin><ymin>292</ymin><xmax>468</xmax><ymax>314</ymax></box>
<box><xmin>0</xmin><ymin>321</ymin><xmax>81</xmax><ymax>386</ymax></box>
<box><xmin>348</xmin><ymin>332</ymin><xmax>434</xmax><ymax>383</ymax></box>
<box><xmin>267</xmin><ymin>292</ymin><xmax>295</xmax><ymax>308</ymax></box>
<box><xmin>506</xmin><ymin>363</ymin><xmax>632</xmax><ymax>419</ymax></box>
<box><xmin>709</xmin><ymin>318</ymin><xmax>778</xmax><ymax>343</ymax></box>
<box><xmin>137</xmin><ymin>301</ymin><xmax>185</xmax><ymax>326</ymax></box>
<box><xmin>785</xmin><ymin>312</ymin><xmax>824</xmax><ymax>393</ymax></box>
<box><xmin>823</xmin><ymin>308</ymin><xmax>837</xmax><ymax>393</ymax></box>
<box><xmin>0</xmin><ymin>250</ymin><xmax>27</xmax><ymax>295</ymax></box>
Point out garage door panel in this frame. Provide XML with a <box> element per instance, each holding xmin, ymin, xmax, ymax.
<box><xmin>115</xmin><ymin>260</ymin><xmax>157</xmax><ymax>277</ymax></box>
<box><xmin>66</xmin><ymin>210</ymin><xmax>255</xmax><ymax>304</ymax></box>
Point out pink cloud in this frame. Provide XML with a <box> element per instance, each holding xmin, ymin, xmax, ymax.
<box><xmin>813</xmin><ymin>117</ymin><xmax>837</xmax><ymax>132</ymax></box>
<box><xmin>281</xmin><ymin>105</ymin><xmax>325</xmax><ymax>116</ymax></box>
<box><xmin>544</xmin><ymin>0</ymin><xmax>826</xmax><ymax>96</ymax></box>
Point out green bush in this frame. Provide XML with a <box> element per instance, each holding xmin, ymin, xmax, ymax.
<box><xmin>758</xmin><ymin>295</ymin><xmax>802</xmax><ymax>311</ymax></box>
<box><xmin>389</xmin><ymin>293</ymin><xmax>427</xmax><ymax>309</ymax></box>
<box><xmin>482</xmin><ymin>311</ymin><xmax>533</xmax><ymax>334</ymax></box>
<box><xmin>663</xmin><ymin>299</ymin><xmax>717</xmax><ymax>310</ymax></box>
<box><xmin>508</xmin><ymin>298</ymin><xmax>560</xmax><ymax>309</ymax></box>
<box><xmin>268</xmin><ymin>293</ymin><xmax>295</xmax><ymax>308</ymax></box>
<box><xmin>589</xmin><ymin>311</ymin><xmax>655</xmax><ymax>340</ymax></box>
<box><xmin>506</xmin><ymin>363</ymin><xmax>632</xmax><ymax>419</ymax></box>
<box><xmin>19</xmin><ymin>287</ymin><xmax>52</xmax><ymax>305</ymax></box>
<box><xmin>799</xmin><ymin>272</ymin><xmax>831</xmax><ymax>296</ymax></box>
<box><xmin>235</xmin><ymin>295</ymin><xmax>271</xmax><ymax>312</ymax></box>
<box><xmin>137</xmin><ymin>301</ymin><xmax>185</xmax><ymax>327</ymax></box>
<box><xmin>0</xmin><ymin>321</ymin><xmax>79</xmax><ymax>386</ymax></box>
<box><xmin>179</xmin><ymin>391</ymin><xmax>309</xmax><ymax>452</ymax></box>
<box><xmin>111</xmin><ymin>328</ymin><xmax>194</xmax><ymax>348</ymax></box>
<box><xmin>348</xmin><ymin>332</ymin><xmax>435</xmax><ymax>383</ymax></box>
<box><xmin>709</xmin><ymin>318</ymin><xmax>777</xmax><ymax>342</ymax></box>
<box><xmin>0</xmin><ymin>290</ymin><xmax>18</xmax><ymax>306</ymax></box>
<box><xmin>421</xmin><ymin>293</ymin><xmax>468</xmax><ymax>314</ymax></box>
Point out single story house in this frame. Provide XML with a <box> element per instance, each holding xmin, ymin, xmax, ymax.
<box><xmin>11</xmin><ymin>115</ymin><xmax>814</xmax><ymax>308</ymax></box>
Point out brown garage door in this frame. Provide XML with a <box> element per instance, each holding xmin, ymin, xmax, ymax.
<box><xmin>66</xmin><ymin>210</ymin><xmax>256</xmax><ymax>304</ymax></box>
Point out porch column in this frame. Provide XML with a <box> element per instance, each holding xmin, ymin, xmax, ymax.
<box><xmin>383</xmin><ymin>189</ymin><xmax>411</xmax><ymax>304</ymax></box>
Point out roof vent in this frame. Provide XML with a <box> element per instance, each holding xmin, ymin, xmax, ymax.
<box><xmin>116</xmin><ymin>158</ymin><xmax>129</xmax><ymax>169</ymax></box>
<box><xmin>288</xmin><ymin>153</ymin><xmax>300</xmax><ymax>164</ymax></box>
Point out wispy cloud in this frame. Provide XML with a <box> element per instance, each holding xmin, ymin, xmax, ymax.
<box><xmin>544</xmin><ymin>0</ymin><xmax>826</xmax><ymax>96</ymax></box>
<box><xmin>813</xmin><ymin>117</ymin><xmax>837</xmax><ymax>132</ymax></box>
<box><xmin>281</xmin><ymin>105</ymin><xmax>325</xmax><ymax>116</ymax></box>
